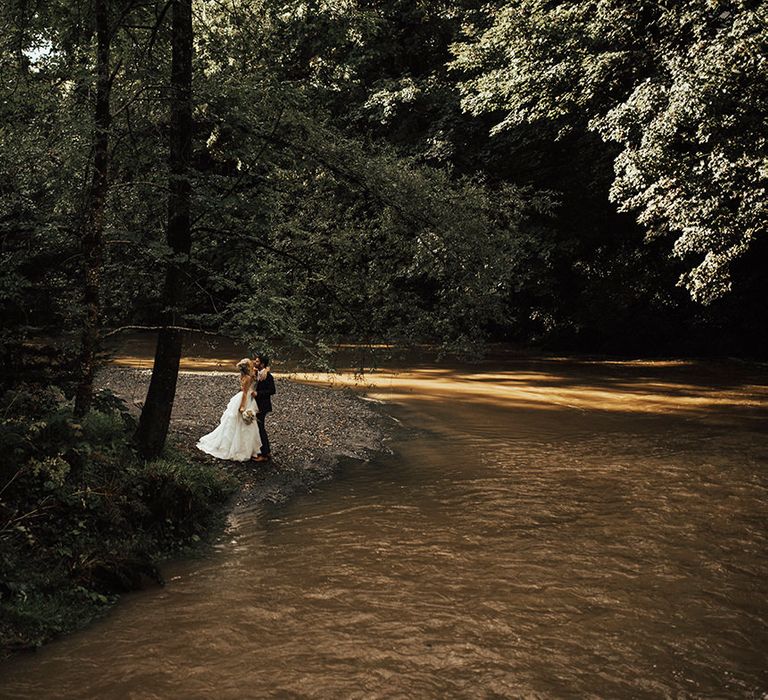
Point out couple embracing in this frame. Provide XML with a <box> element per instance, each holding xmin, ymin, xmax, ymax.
<box><xmin>196</xmin><ymin>352</ymin><xmax>275</xmax><ymax>464</ymax></box>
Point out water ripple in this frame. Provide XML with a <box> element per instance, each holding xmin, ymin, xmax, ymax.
<box><xmin>2</xmin><ymin>393</ymin><xmax>767</xmax><ymax>698</ymax></box>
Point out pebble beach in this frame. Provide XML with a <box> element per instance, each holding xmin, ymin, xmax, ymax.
<box><xmin>96</xmin><ymin>366</ymin><xmax>391</xmax><ymax>508</ymax></box>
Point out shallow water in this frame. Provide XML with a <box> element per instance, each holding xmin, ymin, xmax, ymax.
<box><xmin>2</xmin><ymin>357</ymin><xmax>767</xmax><ymax>698</ymax></box>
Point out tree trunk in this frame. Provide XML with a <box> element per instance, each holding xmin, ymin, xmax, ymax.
<box><xmin>135</xmin><ymin>0</ymin><xmax>193</xmax><ymax>458</ymax></box>
<box><xmin>74</xmin><ymin>0</ymin><xmax>111</xmax><ymax>416</ymax></box>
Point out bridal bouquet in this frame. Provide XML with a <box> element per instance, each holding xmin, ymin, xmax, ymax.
<box><xmin>241</xmin><ymin>408</ymin><xmax>256</xmax><ymax>424</ymax></box>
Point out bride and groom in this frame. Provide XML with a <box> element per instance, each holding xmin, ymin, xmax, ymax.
<box><xmin>196</xmin><ymin>352</ymin><xmax>275</xmax><ymax>463</ymax></box>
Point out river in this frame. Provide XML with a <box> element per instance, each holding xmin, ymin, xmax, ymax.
<box><xmin>2</xmin><ymin>355</ymin><xmax>767</xmax><ymax>698</ymax></box>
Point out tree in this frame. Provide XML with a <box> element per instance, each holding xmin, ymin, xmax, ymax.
<box><xmin>451</xmin><ymin>0</ymin><xmax>768</xmax><ymax>303</ymax></box>
<box><xmin>1</xmin><ymin>1</ymin><xmax>102</xmax><ymax>387</ymax></box>
<box><xmin>135</xmin><ymin>0</ymin><xmax>193</xmax><ymax>458</ymax></box>
<box><xmin>74</xmin><ymin>0</ymin><xmax>113</xmax><ymax>415</ymax></box>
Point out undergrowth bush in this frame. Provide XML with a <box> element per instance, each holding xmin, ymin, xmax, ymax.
<box><xmin>0</xmin><ymin>385</ymin><xmax>238</xmax><ymax>655</ymax></box>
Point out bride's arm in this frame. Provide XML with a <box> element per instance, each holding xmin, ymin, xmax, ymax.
<box><xmin>239</xmin><ymin>376</ymin><xmax>251</xmax><ymax>412</ymax></box>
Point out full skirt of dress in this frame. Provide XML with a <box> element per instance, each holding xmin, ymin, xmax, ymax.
<box><xmin>196</xmin><ymin>391</ymin><xmax>262</xmax><ymax>461</ymax></box>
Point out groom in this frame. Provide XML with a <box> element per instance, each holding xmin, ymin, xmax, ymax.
<box><xmin>250</xmin><ymin>351</ymin><xmax>275</xmax><ymax>462</ymax></box>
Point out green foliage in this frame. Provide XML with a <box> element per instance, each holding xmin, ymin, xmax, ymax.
<box><xmin>176</xmin><ymin>0</ymin><xmax>561</xmax><ymax>355</ymax></box>
<box><xmin>0</xmin><ymin>386</ymin><xmax>237</xmax><ymax>655</ymax></box>
<box><xmin>207</xmin><ymin>0</ymin><xmax>716</xmax><ymax>353</ymax></box>
<box><xmin>452</xmin><ymin>0</ymin><xmax>768</xmax><ymax>303</ymax></box>
<box><xmin>595</xmin><ymin>5</ymin><xmax>767</xmax><ymax>302</ymax></box>
<box><xmin>1</xmin><ymin>0</ymin><xmax>765</xmax><ymax>379</ymax></box>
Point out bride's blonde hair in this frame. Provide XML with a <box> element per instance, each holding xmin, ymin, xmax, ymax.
<box><xmin>236</xmin><ymin>358</ymin><xmax>254</xmax><ymax>375</ymax></box>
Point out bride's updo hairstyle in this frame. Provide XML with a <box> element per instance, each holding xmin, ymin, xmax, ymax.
<box><xmin>236</xmin><ymin>358</ymin><xmax>253</xmax><ymax>375</ymax></box>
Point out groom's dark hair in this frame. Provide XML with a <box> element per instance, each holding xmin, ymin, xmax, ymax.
<box><xmin>253</xmin><ymin>351</ymin><xmax>270</xmax><ymax>366</ymax></box>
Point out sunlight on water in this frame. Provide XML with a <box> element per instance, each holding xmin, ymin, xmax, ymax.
<box><xmin>287</xmin><ymin>366</ymin><xmax>768</xmax><ymax>418</ymax></box>
<box><xmin>109</xmin><ymin>332</ymin><xmax>768</xmax><ymax>418</ymax></box>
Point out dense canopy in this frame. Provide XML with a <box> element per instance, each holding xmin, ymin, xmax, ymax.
<box><xmin>1</xmin><ymin>0</ymin><xmax>766</xmax><ymax>388</ymax></box>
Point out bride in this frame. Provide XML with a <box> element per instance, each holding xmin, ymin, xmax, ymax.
<box><xmin>197</xmin><ymin>358</ymin><xmax>263</xmax><ymax>461</ymax></box>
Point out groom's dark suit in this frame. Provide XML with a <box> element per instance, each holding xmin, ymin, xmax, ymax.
<box><xmin>254</xmin><ymin>371</ymin><xmax>276</xmax><ymax>456</ymax></box>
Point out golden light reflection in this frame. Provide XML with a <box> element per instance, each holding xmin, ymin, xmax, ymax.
<box><xmin>284</xmin><ymin>369</ymin><xmax>768</xmax><ymax>417</ymax></box>
<box><xmin>112</xmin><ymin>356</ymin><xmax>236</xmax><ymax>371</ymax></box>
<box><xmin>110</xmin><ymin>354</ymin><xmax>768</xmax><ymax>417</ymax></box>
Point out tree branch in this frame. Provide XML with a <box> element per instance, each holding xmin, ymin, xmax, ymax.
<box><xmin>103</xmin><ymin>325</ymin><xmax>223</xmax><ymax>338</ymax></box>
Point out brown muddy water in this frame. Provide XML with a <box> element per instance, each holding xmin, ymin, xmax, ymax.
<box><xmin>2</xmin><ymin>351</ymin><xmax>768</xmax><ymax>698</ymax></box>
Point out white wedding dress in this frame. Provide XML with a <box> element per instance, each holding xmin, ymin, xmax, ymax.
<box><xmin>197</xmin><ymin>385</ymin><xmax>262</xmax><ymax>461</ymax></box>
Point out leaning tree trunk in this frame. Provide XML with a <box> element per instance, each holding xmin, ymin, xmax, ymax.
<box><xmin>135</xmin><ymin>0</ymin><xmax>193</xmax><ymax>458</ymax></box>
<box><xmin>74</xmin><ymin>0</ymin><xmax>111</xmax><ymax>416</ymax></box>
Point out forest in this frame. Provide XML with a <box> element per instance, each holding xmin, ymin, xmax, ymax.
<box><xmin>2</xmin><ymin>0</ymin><xmax>766</xmax><ymax>379</ymax></box>
<box><xmin>0</xmin><ymin>0</ymin><xmax>766</xmax><ymax>661</ymax></box>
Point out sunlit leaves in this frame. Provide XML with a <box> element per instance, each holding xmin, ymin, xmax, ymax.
<box><xmin>452</xmin><ymin>0</ymin><xmax>767</xmax><ymax>302</ymax></box>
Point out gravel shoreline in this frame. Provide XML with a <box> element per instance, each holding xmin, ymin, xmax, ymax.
<box><xmin>96</xmin><ymin>366</ymin><xmax>392</xmax><ymax>508</ymax></box>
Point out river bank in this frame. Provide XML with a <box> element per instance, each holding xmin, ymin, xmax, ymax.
<box><xmin>96</xmin><ymin>366</ymin><xmax>392</xmax><ymax>508</ymax></box>
<box><xmin>0</xmin><ymin>368</ymin><xmax>390</xmax><ymax>659</ymax></box>
<box><xmin>3</xmin><ymin>358</ymin><xmax>767</xmax><ymax>696</ymax></box>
